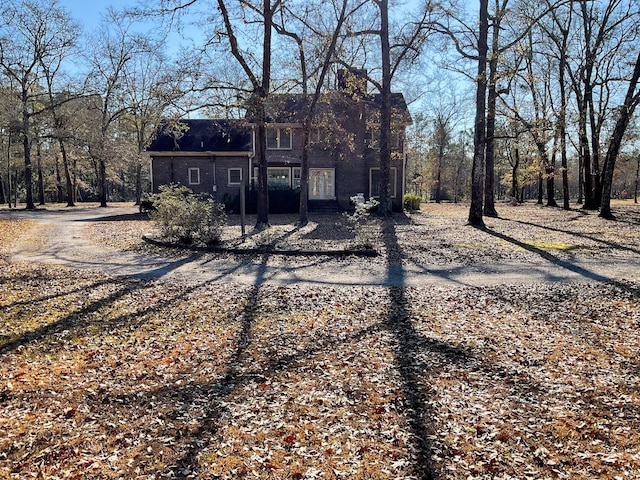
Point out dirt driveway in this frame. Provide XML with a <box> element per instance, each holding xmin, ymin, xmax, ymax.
<box><xmin>2</xmin><ymin>203</ymin><xmax>640</xmax><ymax>287</ymax></box>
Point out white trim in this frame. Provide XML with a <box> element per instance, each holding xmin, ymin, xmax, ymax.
<box><xmin>369</xmin><ymin>167</ymin><xmax>397</xmax><ymax>198</ymax></box>
<box><xmin>228</xmin><ymin>167</ymin><xmax>243</xmax><ymax>186</ymax></box>
<box><xmin>188</xmin><ymin>167</ymin><xmax>201</xmax><ymax>185</ymax></box>
<box><xmin>266</xmin><ymin>127</ymin><xmax>292</xmax><ymax>150</ymax></box>
<box><xmin>309</xmin><ymin>168</ymin><xmax>335</xmax><ymax>200</ymax></box>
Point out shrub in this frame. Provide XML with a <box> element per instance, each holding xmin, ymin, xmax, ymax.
<box><xmin>151</xmin><ymin>184</ymin><xmax>226</xmax><ymax>245</ymax></box>
<box><xmin>344</xmin><ymin>196</ymin><xmax>380</xmax><ymax>249</ymax></box>
<box><xmin>403</xmin><ymin>194</ymin><xmax>421</xmax><ymax>211</ymax></box>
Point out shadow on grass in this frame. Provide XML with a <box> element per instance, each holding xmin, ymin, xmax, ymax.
<box><xmin>479</xmin><ymin>226</ymin><xmax>640</xmax><ymax>298</ymax></box>
<box><xmin>501</xmin><ymin>216</ymin><xmax>640</xmax><ymax>256</ymax></box>
<box><xmin>381</xmin><ymin>219</ymin><xmax>468</xmax><ymax>480</ymax></box>
<box><xmin>0</xmin><ymin>253</ymin><xmax>256</xmax><ymax>355</ymax></box>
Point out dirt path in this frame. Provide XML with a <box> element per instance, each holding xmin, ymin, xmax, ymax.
<box><xmin>3</xmin><ymin>204</ymin><xmax>640</xmax><ymax>287</ymax></box>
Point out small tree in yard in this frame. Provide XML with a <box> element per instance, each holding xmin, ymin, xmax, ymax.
<box><xmin>151</xmin><ymin>184</ymin><xmax>226</xmax><ymax>245</ymax></box>
<box><xmin>345</xmin><ymin>196</ymin><xmax>380</xmax><ymax>249</ymax></box>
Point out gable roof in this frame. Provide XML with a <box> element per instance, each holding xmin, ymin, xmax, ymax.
<box><xmin>253</xmin><ymin>93</ymin><xmax>412</xmax><ymax>126</ymax></box>
<box><xmin>147</xmin><ymin>119</ymin><xmax>252</xmax><ymax>154</ymax></box>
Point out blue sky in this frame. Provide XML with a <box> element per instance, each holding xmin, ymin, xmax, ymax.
<box><xmin>57</xmin><ymin>0</ymin><xmax>137</xmax><ymax>30</ymax></box>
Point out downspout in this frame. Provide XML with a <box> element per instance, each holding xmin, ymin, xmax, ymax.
<box><xmin>211</xmin><ymin>155</ymin><xmax>216</xmax><ymax>195</ymax></box>
<box><xmin>250</xmin><ymin>126</ymin><xmax>256</xmax><ymax>188</ymax></box>
<box><xmin>402</xmin><ymin>130</ymin><xmax>407</xmax><ymax>205</ymax></box>
<box><xmin>149</xmin><ymin>156</ymin><xmax>154</xmax><ymax>193</ymax></box>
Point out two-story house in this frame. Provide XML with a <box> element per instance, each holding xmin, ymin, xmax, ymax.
<box><xmin>146</xmin><ymin>71</ymin><xmax>412</xmax><ymax>212</ymax></box>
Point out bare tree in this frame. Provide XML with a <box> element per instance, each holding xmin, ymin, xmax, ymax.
<box><xmin>599</xmin><ymin>49</ymin><xmax>640</xmax><ymax>218</ymax></box>
<box><xmin>0</xmin><ymin>0</ymin><xmax>76</xmax><ymax>209</ymax></box>
<box><xmin>38</xmin><ymin>10</ymin><xmax>81</xmax><ymax>206</ymax></box>
<box><xmin>83</xmin><ymin>9</ymin><xmax>153</xmax><ymax>207</ymax></box>
<box><xmin>120</xmin><ymin>41</ymin><xmax>181</xmax><ymax>205</ymax></box>
<box><xmin>272</xmin><ymin>0</ymin><xmax>360</xmax><ymax>225</ymax></box>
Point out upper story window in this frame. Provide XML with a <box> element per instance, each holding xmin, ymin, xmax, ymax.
<box><xmin>267</xmin><ymin>127</ymin><xmax>292</xmax><ymax>150</ymax></box>
<box><xmin>365</xmin><ymin>127</ymin><xmax>402</xmax><ymax>150</ymax></box>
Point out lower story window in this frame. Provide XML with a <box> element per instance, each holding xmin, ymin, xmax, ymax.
<box><xmin>228</xmin><ymin>168</ymin><xmax>242</xmax><ymax>185</ymax></box>
<box><xmin>267</xmin><ymin>167</ymin><xmax>291</xmax><ymax>189</ymax></box>
<box><xmin>369</xmin><ymin>167</ymin><xmax>397</xmax><ymax>198</ymax></box>
<box><xmin>293</xmin><ymin>167</ymin><xmax>301</xmax><ymax>189</ymax></box>
<box><xmin>188</xmin><ymin>167</ymin><xmax>200</xmax><ymax>185</ymax></box>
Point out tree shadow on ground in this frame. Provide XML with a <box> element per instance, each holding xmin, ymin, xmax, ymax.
<box><xmin>480</xmin><ymin>226</ymin><xmax>640</xmax><ymax>298</ymax></box>
<box><xmin>76</xmin><ymin>212</ymin><xmax>152</xmax><ymax>222</ymax></box>
<box><xmin>381</xmin><ymin>219</ymin><xmax>467</xmax><ymax>480</ymax></box>
<box><xmin>0</xmin><ymin>254</ymin><xmax>251</xmax><ymax>355</ymax></box>
<box><xmin>500</xmin><ymin>217</ymin><xmax>640</xmax><ymax>256</ymax></box>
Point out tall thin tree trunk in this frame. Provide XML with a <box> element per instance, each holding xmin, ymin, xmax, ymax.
<box><xmin>23</xmin><ymin>136</ymin><xmax>35</xmax><ymax>210</ymax></box>
<box><xmin>634</xmin><ymin>157</ymin><xmax>639</xmax><ymax>203</ymax></box>
<box><xmin>135</xmin><ymin>157</ymin><xmax>142</xmax><ymax>205</ymax></box>
<box><xmin>484</xmin><ymin>0</ymin><xmax>500</xmax><ymax>218</ymax></box>
<box><xmin>36</xmin><ymin>140</ymin><xmax>45</xmax><ymax>206</ymax></box>
<box><xmin>378</xmin><ymin>0</ymin><xmax>393</xmax><ymax>216</ymax></box>
<box><xmin>99</xmin><ymin>158</ymin><xmax>107</xmax><ymax>207</ymax></box>
<box><xmin>468</xmin><ymin>0</ymin><xmax>489</xmax><ymax>227</ymax></box>
<box><xmin>299</xmin><ymin>121</ymin><xmax>310</xmax><ymax>224</ymax></box>
<box><xmin>537</xmin><ymin>172</ymin><xmax>543</xmax><ymax>205</ymax></box>
<box><xmin>54</xmin><ymin>153</ymin><xmax>63</xmax><ymax>202</ymax></box>
<box><xmin>511</xmin><ymin>148</ymin><xmax>520</xmax><ymax>200</ymax></box>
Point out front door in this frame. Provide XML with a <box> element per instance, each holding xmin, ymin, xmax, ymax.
<box><xmin>309</xmin><ymin>168</ymin><xmax>335</xmax><ymax>200</ymax></box>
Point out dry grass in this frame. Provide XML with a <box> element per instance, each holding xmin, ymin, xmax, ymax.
<box><xmin>1</xmin><ymin>201</ymin><xmax>639</xmax><ymax>479</ymax></box>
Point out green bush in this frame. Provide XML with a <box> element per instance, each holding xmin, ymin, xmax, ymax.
<box><xmin>151</xmin><ymin>184</ymin><xmax>226</xmax><ymax>245</ymax></box>
<box><xmin>403</xmin><ymin>194</ymin><xmax>421</xmax><ymax>211</ymax></box>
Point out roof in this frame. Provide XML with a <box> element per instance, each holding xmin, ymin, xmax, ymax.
<box><xmin>252</xmin><ymin>93</ymin><xmax>413</xmax><ymax>126</ymax></box>
<box><xmin>146</xmin><ymin>119</ymin><xmax>252</xmax><ymax>153</ymax></box>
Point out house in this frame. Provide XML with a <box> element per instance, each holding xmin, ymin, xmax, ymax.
<box><xmin>146</xmin><ymin>71</ymin><xmax>412</xmax><ymax>212</ymax></box>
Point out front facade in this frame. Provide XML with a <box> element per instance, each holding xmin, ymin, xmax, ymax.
<box><xmin>147</xmin><ymin>85</ymin><xmax>412</xmax><ymax>212</ymax></box>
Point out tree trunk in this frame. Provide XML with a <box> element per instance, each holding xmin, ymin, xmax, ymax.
<box><xmin>558</xmin><ymin>14</ymin><xmax>570</xmax><ymax>210</ymax></box>
<box><xmin>135</xmin><ymin>157</ymin><xmax>143</xmax><ymax>205</ymax></box>
<box><xmin>468</xmin><ymin>0</ymin><xmax>488</xmax><ymax>227</ymax></box>
<box><xmin>599</xmin><ymin>50</ymin><xmax>640</xmax><ymax>218</ymax></box>
<box><xmin>99</xmin><ymin>158</ymin><xmax>108</xmax><ymax>207</ymax></box>
<box><xmin>537</xmin><ymin>172</ymin><xmax>543</xmax><ymax>205</ymax></box>
<box><xmin>298</xmin><ymin>120</ymin><xmax>310</xmax><ymax>225</ymax></box>
<box><xmin>634</xmin><ymin>157</ymin><xmax>639</xmax><ymax>204</ymax></box>
<box><xmin>511</xmin><ymin>148</ymin><xmax>519</xmax><ymax>200</ymax></box>
<box><xmin>23</xmin><ymin>135</ymin><xmax>35</xmax><ymax>210</ymax></box>
<box><xmin>378</xmin><ymin>0</ymin><xmax>393</xmax><ymax>216</ymax></box>
<box><xmin>483</xmin><ymin>3</ymin><xmax>500</xmax><ymax>218</ymax></box>
<box><xmin>255</xmin><ymin>0</ymin><xmax>273</xmax><ymax>228</ymax></box>
<box><xmin>54</xmin><ymin>153</ymin><xmax>64</xmax><ymax>203</ymax></box>
<box><xmin>36</xmin><ymin>140</ymin><xmax>45</xmax><ymax>206</ymax></box>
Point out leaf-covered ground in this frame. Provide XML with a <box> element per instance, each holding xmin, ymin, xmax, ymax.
<box><xmin>1</xmin><ymin>202</ymin><xmax>639</xmax><ymax>479</ymax></box>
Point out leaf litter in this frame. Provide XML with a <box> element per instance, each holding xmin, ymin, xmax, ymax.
<box><xmin>1</xmin><ymin>202</ymin><xmax>639</xmax><ymax>479</ymax></box>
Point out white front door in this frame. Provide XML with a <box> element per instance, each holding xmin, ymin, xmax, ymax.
<box><xmin>309</xmin><ymin>168</ymin><xmax>335</xmax><ymax>200</ymax></box>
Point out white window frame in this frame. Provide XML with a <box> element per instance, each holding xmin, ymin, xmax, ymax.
<box><xmin>267</xmin><ymin>167</ymin><xmax>291</xmax><ymax>188</ymax></box>
<box><xmin>369</xmin><ymin>167</ymin><xmax>397</xmax><ymax>198</ymax></box>
<box><xmin>188</xmin><ymin>167</ymin><xmax>200</xmax><ymax>185</ymax></box>
<box><xmin>266</xmin><ymin>127</ymin><xmax>292</xmax><ymax>150</ymax></box>
<box><xmin>292</xmin><ymin>167</ymin><xmax>301</xmax><ymax>189</ymax></box>
<box><xmin>228</xmin><ymin>167</ymin><xmax>242</xmax><ymax>186</ymax></box>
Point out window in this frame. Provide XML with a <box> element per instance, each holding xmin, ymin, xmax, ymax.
<box><xmin>228</xmin><ymin>168</ymin><xmax>242</xmax><ymax>185</ymax></box>
<box><xmin>369</xmin><ymin>167</ymin><xmax>397</xmax><ymax>198</ymax></box>
<box><xmin>267</xmin><ymin>127</ymin><xmax>292</xmax><ymax>150</ymax></box>
<box><xmin>267</xmin><ymin>167</ymin><xmax>291</xmax><ymax>189</ymax></box>
<box><xmin>292</xmin><ymin>167</ymin><xmax>301</xmax><ymax>189</ymax></box>
<box><xmin>188</xmin><ymin>167</ymin><xmax>200</xmax><ymax>185</ymax></box>
<box><xmin>365</xmin><ymin>127</ymin><xmax>379</xmax><ymax>148</ymax></box>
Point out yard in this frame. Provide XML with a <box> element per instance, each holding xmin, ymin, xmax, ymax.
<box><xmin>1</xmin><ymin>201</ymin><xmax>639</xmax><ymax>479</ymax></box>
